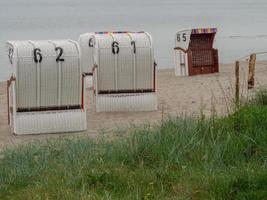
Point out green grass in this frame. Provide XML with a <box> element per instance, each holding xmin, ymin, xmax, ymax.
<box><xmin>250</xmin><ymin>88</ymin><xmax>267</xmax><ymax>106</ymax></box>
<box><xmin>0</xmin><ymin>101</ymin><xmax>267</xmax><ymax>199</ymax></box>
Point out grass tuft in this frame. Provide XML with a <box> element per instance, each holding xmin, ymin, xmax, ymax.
<box><xmin>251</xmin><ymin>88</ymin><xmax>267</xmax><ymax>105</ymax></box>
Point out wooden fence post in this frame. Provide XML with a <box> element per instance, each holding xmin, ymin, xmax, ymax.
<box><xmin>7</xmin><ymin>80</ymin><xmax>10</xmax><ymax>125</ymax></box>
<box><xmin>235</xmin><ymin>61</ymin><xmax>240</xmax><ymax>104</ymax></box>
<box><xmin>248</xmin><ymin>53</ymin><xmax>256</xmax><ymax>89</ymax></box>
<box><xmin>6</xmin><ymin>76</ymin><xmax>16</xmax><ymax>125</ymax></box>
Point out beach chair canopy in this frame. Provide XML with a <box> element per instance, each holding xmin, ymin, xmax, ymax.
<box><xmin>175</xmin><ymin>28</ymin><xmax>217</xmax><ymax>51</ymax></box>
<box><xmin>80</xmin><ymin>31</ymin><xmax>155</xmax><ymax>93</ymax></box>
<box><xmin>7</xmin><ymin>40</ymin><xmax>82</xmax><ymax>111</ymax></box>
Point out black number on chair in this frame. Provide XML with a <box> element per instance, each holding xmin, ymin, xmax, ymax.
<box><xmin>88</xmin><ymin>38</ymin><xmax>95</xmax><ymax>47</ymax></box>
<box><xmin>182</xmin><ymin>33</ymin><xmax>186</xmax><ymax>42</ymax></box>
<box><xmin>177</xmin><ymin>33</ymin><xmax>186</xmax><ymax>42</ymax></box>
<box><xmin>131</xmin><ymin>41</ymin><xmax>136</xmax><ymax>54</ymax></box>
<box><xmin>8</xmin><ymin>48</ymin><xmax>13</xmax><ymax>64</ymax></box>
<box><xmin>33</xmin><ymin>48</ymin><xmax>42</xmax><ymax>63</ymax></box>
<box><xmin>177</xmin><ymin>34</ymin><xmax>180</xmax><ymax>42</ymax></box>
<box><xmin>112</xmin><ymin>41</ymin><xmax>119</xmax><ymax>54</ymax></box>
<box><xmin>55</xmin><ymin>47</ymin><xmax>64</xmax><ymax>62</ymax></box>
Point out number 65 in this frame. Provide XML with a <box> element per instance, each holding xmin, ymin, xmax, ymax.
<box><xmin>177</xmin><ymin>33</ymin><xmax>186</xmax><ymax>42</ymax></box>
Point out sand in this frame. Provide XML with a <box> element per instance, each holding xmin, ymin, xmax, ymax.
<box><xmin>1</xmin><ymin>62</ymin><xmax>267</xmax><ymax>151</ymax></box>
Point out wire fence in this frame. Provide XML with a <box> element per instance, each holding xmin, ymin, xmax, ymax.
<box><xmin>237</xmin><ymin>51</ymin><xmax>267</xmax><ymax>62</ymax></box>
<box><xmin>233</xmin><ymin>51</ymin><xmax>267</xmax><ymax>103</ymax></box>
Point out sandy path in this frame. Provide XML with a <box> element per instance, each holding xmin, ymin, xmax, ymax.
<box><xmin>1</xmin><ymin>62</ymin><xmax>267</xmax><ymax>150</ymax></box>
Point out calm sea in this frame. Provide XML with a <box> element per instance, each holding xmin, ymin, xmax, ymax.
<box><xmin>1</xmin><ymin>0</ymin><xmax>267</xmax><ymax>80</ymax></box>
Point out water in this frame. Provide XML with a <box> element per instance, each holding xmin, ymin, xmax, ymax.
<box><xmin>1</xmin><ymin>0</ymin><xmax>267</xmax><ymax>80</ymax></box>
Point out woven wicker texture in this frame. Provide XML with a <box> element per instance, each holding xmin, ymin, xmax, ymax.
<box><xmin>174</xmin><ymin>28</ymin><xmax>218</xmax><ymax>76</ymax></box>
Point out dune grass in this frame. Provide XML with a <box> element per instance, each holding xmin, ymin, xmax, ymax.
<box><xmin>0</xmin><ymin>95</ymin><xmax>267</xmax><ymax>199</ymax></box>
<box><xmin>250</xmin><ymin>88</ymin><xmax>267</xmax><ymax>106</ymax></box>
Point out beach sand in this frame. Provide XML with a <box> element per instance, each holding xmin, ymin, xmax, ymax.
<box><xmin>1</xmin><ymin>62</ymin><xmax>267</xmax><ymax>150</ymax></box>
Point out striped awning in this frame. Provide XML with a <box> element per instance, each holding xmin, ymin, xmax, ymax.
<box><xmin>95</xmin><ymin>31</ymin><xmax>145</xmax><ymax>34</ymax></box>
<box><xmin>192</xmin><ymin>28</ymin><xmax>217</xmax><ymax>34</ymax></box>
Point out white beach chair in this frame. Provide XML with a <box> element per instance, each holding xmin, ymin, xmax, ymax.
<box><xmin>79</xmin><ymin>31</ymin><xmax>157</xmax><ymax>112</ymax></box>
<box><xmin>6</xmin><ymin>40</ymin><xmax>87</xmax><ymax>135</ymax></box>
